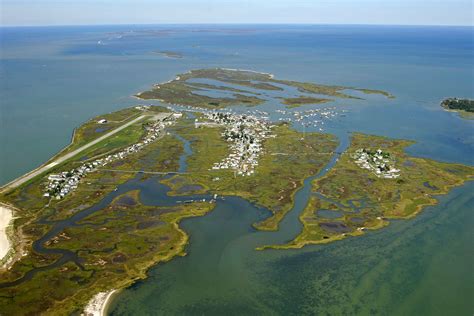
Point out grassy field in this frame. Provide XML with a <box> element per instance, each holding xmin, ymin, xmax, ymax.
<box><xmin>272</xmin><ymin>79</ymin><xmax>395</xmax><ymax>99</ymax></box>
<box><xmin>44</xmin><ymin>106</ymin><xmax>168</xmax><ymax>163</ymax></box>
<box><xmin>1</xmin><ymin>119</ymin><xmax>146</xmax><ymax>215</ymax></box>
<box><xmin>268</xmin><ymin>133</ymin><xmax>474</xmax><ymax>249</ymax></box>
<box><xmin>280</xmin><ymin>96</ymin><xmax>333</xmax><ymax>108</ymax></box>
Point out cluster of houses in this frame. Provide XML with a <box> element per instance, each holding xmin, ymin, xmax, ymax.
<box><xmin>199</xmin><ymin>111</ymin><xmax>273</xmax><ymax>176</ymax></box>
<box><xmin>352</xmin><ymin>148</ymin><xmax>401</xmax><ymax>179</ymax></box>
<box><xmin>44</xmin><ymin>115</ymin><xmax>177</xmax><ymax>199</ymax></box>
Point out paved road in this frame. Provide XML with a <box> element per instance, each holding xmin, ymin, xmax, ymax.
<box><xmin>1</xmin><ymin>114</ymin><xmax>155</xmax><ymax>192</ymax></box>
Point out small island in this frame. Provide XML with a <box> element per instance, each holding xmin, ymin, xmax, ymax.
<box><xmin>154</xmin><ymin>50</ymin><xmax>184</xmax><ymax>58</ymax></box>
<box><xmin>441</xmin><ymin>98</ymin><xmax>474</xmax><ymax>119</ymax></box>
<box><xmin>280</xmin><ymin>96</ymin><xmax>333</xmax><ymax>108</ymax></box>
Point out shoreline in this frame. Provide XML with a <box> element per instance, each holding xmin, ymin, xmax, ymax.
<box><xmin>83</xmin><ymin>289</ymin><xmax>118</xmax><ymax>316</ymax></box>
<box><xmin>83</xmin><ymin>215</ymin><xmax>198</xmax><ymax>316</ymax></box>
<box><xmin>0</xmin><ymin>114</ymin><xmax>148</xmax><ymax>193</ymax></box>
<box><xmin>441</xmin><ymin>106</ymin><xmax>474</xmax><ymax>120</ymax></box>
<box><xmin>82</xmin><ymin>217</ymin><xmax>195</xmax><ymax>316</ymax></box>
<box><xmin>219</xmin><ymin>67</ymin><xmax>275</xmax><ymax>78</ymax></box>
<box><xmin>0</xmin><ymin>122</ymin><xmax>78</xmax><ymax>193</ymax></box>
<box><xmin>140</xmin><ymin>67</ymin><xmax>275</xmax><ymax>90</ymax></box>
<box><xmin>100</xmin><ymin>290</ymin><xmax>117</xmax><ymax>316</ymax></box>
<box><xmin>0</xmin><ymin>205</ymin><xmax>13</xmax><ymax>262</ymax></box>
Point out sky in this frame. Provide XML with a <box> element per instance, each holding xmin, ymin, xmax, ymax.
<box><xmin>0</xmin><ymin>0</ymin><xmax>473</xmax><ymax>26</ymax></box>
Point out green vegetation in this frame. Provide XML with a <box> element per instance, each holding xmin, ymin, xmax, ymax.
<box><xmin>45</xmin><ymin>106</ymin><xmax>167</xmax><ymax>163</ymax></box>
<box><xmin>280</xmin><ymin>96</ymin><xmax>333</xmax><ymax>108</ymax></box>
<box><xmin>0</xmin><ymin>106</ymin><xmax>171</xmax><ymax>267</ymax></box>
<box><xmin>2</xmin><ymin>70</ymin><xmax>469</xmax><ymax>315</ymax></box>
<box><xmin>162</xmin><ymin>117</ymin><xmax>339</xmax><ymax>230</ymax></box>
<box><xmin>137</xmin><ymin>80</ymin><xmax>264</xmax><ymax>108</ymax></box>
<box><xmin>45</xmin><ymin>107</ymin><xmax>140</xmax><ymax>163</ymax></box>
<box><xmin>267</xmin><ymin>133</ymin><xmax>474</xmax><ymax>249</ymax></box>
<box><xmin>0</xmin><ymin>107</ymin><xmax>339</xmax><ymax>314</ymax></box>
<box><xmin>355</xmin><ymin>88</ymin><xmax>395</xmax><ymax>98</ymax></box>
<box><xmin>441</xmin><ymin>98</ymin><xmax>474</xmax><ymax>119</ymax></box>
<box><xmin>0</xmin><ymin>190</ymin><xmax>215</xmax><ymax>315</ymax></box>
<box><xmin>178</xmin><ymin>68</ymin><xmax>273</xmax><ymax>83</ymax></box>
<box><xmin>272</xmin><ymin>80</ymin><xmax>394</xmax><ymax>100</ymax></box>
<box><xmin>0</xmin><ymin>109</ymin><xmax>217</xmax><ymax>314</ymax></box>
<box><xmin>136</xmin><ymin>68</ymin><xmax>394</xmax><ymax>108</ymax></box>
<box><xmin>441</xmin><ymin>98</ymin><xmax>474</xmax><ymax>112</ymax></box>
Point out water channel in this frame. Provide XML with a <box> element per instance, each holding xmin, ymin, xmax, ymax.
<box><xmin>0</xmin><ymin>123</ymin><xmax>348</xmax><ymax>295</ymax></box>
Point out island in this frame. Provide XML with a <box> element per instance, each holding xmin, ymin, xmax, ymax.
<box><xmin>0</xmin><ymin>69</ymin><xmax>470</xmax><ymax>316</ymax></box>
<box><xmin>135</xmin><ymin>68</ymin><xmax>394</xmax><ymax>108</ymax></box>
<box><xmin>263</xmin><ymin>133</ymin><xmax>473</xmax><ymax>249</ymax></box>
<box><xmin>280</xmin><ymin>96</ymin><xmax>333</xmax><ymax>108</ymax></box>
<box><xmin>441</xmin><ymin>97</ymin><xmax>474</xmax><ymax>119</ymax></box>
<box><xmin>154</xmin><ymin>50</ymin><xmax>184</xmax><ymax>59</ymax></box>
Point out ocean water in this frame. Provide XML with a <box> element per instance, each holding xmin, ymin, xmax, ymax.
<box><xmin>1</xmin><ymin>25</ymin><xmax>473</xmax><ymax>315</ymax></box>
<box><xmin>1</xmin><ymin>25</ymin><xmax>473</xmax><ymax>184</ymax></box>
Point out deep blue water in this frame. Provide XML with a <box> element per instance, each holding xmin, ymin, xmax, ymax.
<box><xmin>1</xmin><ymin>25</ymin><xmax>473</xmax><ymax>315</ymax></box>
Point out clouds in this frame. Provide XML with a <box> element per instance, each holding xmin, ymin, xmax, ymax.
<box><xmin>1</xmin><ymin>0</ymin><xmax>472</xmax><ymax>26</ymax></box>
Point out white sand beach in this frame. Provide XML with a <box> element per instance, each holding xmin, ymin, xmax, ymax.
<box><xmin>0</xmin><ymin>205</ymin><xmax>13</xmax><ymax>261</ymax></box>
<box><xmin>83</xmin><ymin>290</ymin><xmax>117</xmax><ymax>316</ymax></box>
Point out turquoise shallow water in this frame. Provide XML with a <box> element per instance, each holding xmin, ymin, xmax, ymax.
<box><xmin>1</xmin><ymin>25</ymin><xmax>473</xmax><ymax>315</ymax></box>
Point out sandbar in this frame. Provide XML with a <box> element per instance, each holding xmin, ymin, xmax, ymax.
<box><xmin>83</xmin><ymin>289</ymin><xmax>117</xmax><ymax>316</ymax></box>
<box><xmin>0</xmin><ymin>205</ymin><xmax>13</xmax><ymax>261</ymax></box>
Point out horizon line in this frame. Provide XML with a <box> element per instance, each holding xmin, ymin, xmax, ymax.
<box><xmin>1</xmin><ymin>22</ymin><xmax>473</xmax><ymax>28</ymax></box>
